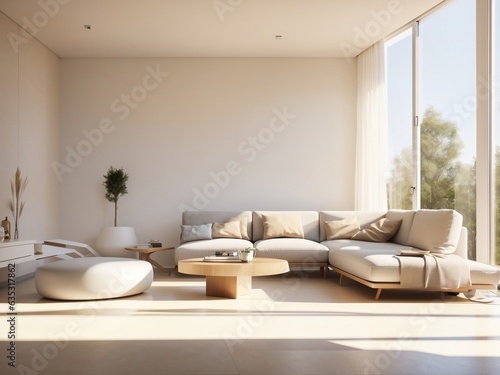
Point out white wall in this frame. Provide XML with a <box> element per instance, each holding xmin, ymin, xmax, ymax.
<box><xmin>0</xmin><ymin>12</ymin><xmax>60</xmax><ymax>280</ymax></box>
<box><xmin>0</xmin><ymin>13</ymin><xmax>60</xmax><ymax>241</ymax></box>
<box><xmin>59</xmin><ymin>57</ymin><xmax>357</xmax><ymax>266</ymax></box>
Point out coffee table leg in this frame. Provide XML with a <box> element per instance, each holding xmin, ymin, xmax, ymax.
<box><xmin>206</xmin><ymin>275</ymin><xmax>252</xmax><ymax>298</ymax></box>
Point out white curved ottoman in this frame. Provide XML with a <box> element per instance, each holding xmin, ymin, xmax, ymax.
<box><xmin>35</xmin><ymin>257</ymin><xmax>153</xmax><ymax>300</ymax></box>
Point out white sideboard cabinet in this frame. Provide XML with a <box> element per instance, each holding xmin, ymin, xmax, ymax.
<box><xmin>0</xmin><ymin>240</ymin><xmax>36</xmax><ymax>267</ymax></box>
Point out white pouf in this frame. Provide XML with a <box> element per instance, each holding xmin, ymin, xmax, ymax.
<box><xmin>35</xmin><ymin>257</ymin><xmax>153</xmax><ymax>300</ymax></box>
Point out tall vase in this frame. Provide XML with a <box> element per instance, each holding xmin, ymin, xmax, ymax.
<box><xmin>13</xmin><ymin>223</ymin><xmax>19</xmax><ymax>240</ymax></box>
<box><xmin>95</xmin><ymin>226</ymin><xmax>137</xmax><ymax>258</ymax></box>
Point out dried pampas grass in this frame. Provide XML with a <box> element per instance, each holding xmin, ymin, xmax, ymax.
<box><xmin>7</xmin><ymin>168</ymin><xmax>28</xmax><ymax>240</ymax></box>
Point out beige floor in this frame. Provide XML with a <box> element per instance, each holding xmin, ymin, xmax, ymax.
<box><xmin>1</xmin><ymin>267</ymin><xmax>499</xmax><ymax>375</ymax></box>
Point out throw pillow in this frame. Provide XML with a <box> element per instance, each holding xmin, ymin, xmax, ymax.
<box><xmin>351</xmin><ymin>218</ymin><xmax>402</xmax><ymax>242</ymax></box>
<box><xmin>325</xmin><ymin>217</ymin><xmax>360</xmax><ymax>240</ymax></box>
<box><xmin>263</xmin><ymin>214</ymin><xmax>304</xmax><ymax>239</ymax></box>
<box><xmin>228</xmin><ymin>216</ymin><xmax>249</xmax><ymax>240</ymax></box>
<box><xmin>212</xmin><ymin>221</ymin><xmax>242</xmax><ymax>239</ymax></box>
<box><xmin>407</xmin><ymin>209</ymin><xmax>463</xmax><ymax>254</ymax></box>
<box><xmin>180</xmin><ymin>223</ymin><xmax>212</xmax><ymax>244</ymax></box>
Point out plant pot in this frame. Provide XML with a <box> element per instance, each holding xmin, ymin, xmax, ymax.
<box><xmin>95</xmin><ymin>226</ymin><xmax>137</xmax><ymax>258</ymax></box>
<box><xmin>239</xmin><ymin>251</ymin><xmax>254</xmax><ymax>263</ymax></box>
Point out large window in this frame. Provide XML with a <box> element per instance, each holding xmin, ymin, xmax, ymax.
<box><xmin>386</xmin><ymin>28</ymin><xmax>413</xmax><ymax>210</ymax></box>
<box><xmin>386</xmin><ymin>0</ymin><xmax>477</xmax><ymax>259</ymax></box>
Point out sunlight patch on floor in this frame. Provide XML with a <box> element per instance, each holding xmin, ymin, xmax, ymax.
<box><xmin>1</xmin><ymin>271</ymin><xmax>499</xmax><ymax>374</ymax></box>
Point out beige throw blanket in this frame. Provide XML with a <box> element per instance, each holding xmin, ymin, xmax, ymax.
<box><xmin>397</xmin><ymin>254</ymin><xmax>471</xmax><ymax>290</ymax></box>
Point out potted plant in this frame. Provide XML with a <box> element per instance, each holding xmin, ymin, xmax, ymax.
<box><xmin>103</xmin><ymin>166</ymin><xmax>128</xmax><ymax>227</ymax></box>
<box><xmin>239</xmin><ymin>246</ymin><xmax>256</xmax><ymax>262</ymax></box>
<box><xmin>95</xmin><ymin>167</ymin><xmax>137</xmax><ymax>258</ymax></box>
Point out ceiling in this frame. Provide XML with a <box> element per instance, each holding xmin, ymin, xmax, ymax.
<box><xmin>0</xmin><ymin>0</ymin><xmax>445</xmax><ymax>58</ymax></box>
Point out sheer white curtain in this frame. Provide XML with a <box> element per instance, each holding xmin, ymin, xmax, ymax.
<box><xmin>355</xmin><ymin>41</ymin><xmax>388</xmax><ymax>211</ymax></box>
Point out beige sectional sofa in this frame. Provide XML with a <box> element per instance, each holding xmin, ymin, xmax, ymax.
<box><xmin>175</xmin><ymin>210</ymin><xmax>500</xmax><ymax>299</ymax></box>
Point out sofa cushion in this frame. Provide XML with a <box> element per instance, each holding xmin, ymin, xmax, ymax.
<box><xmin>467</xmin><ymin>260</ymin><xmax>500</xmax><ymax>285</ymax></box>
<box><xmin>254</xmin><ymin>238</ymin><xmax>329</xmax><ymax>263</ymax></box>
<box><xmin>407</xmin><ymin>209</ymin><xmax>463</xmax><ymax>254</ymax></box>
<box><xmin>351</xmin><ymin>218</ymin><xmax>402</xmax><ymax>242</ymax></box>
<box><xmin>263</xmin><ymin>214</ymin><xmax>304</xmax><ymax>239</ymax></box>
<box><xmin>174</xmin><ymin>238</ymin><xmax>253</xmax><ymax>264</ymax></box>
<box><xmin>325</xmin><ymin>217</ymin><xmax>360</xmax><ymax>240</ymax></box>
<box><xmin>212</xmin><ymin>221</ymin><xmax>242</xmax><ymax>239</ymax></box>
<box><xmin>326</xmin><ymin>240</ymin><xmax>403</xmax><ymax>282</ymax></box>
<box><xmin>180</xmin><ymin>224</ymin><xmax>212</xmax><ymax>244</ymax></box>
<box><xmin>253</xmin><ymin>211</ymin><xmax>320</xmax><ymax>241</ymax></box>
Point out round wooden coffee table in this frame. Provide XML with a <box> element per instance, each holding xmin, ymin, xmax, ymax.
<box><xmin>177</xmin><ymin>257</ymin><xmax>289</xmax><ymax>298</ymax></box>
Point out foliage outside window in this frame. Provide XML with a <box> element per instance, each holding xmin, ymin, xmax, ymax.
<box><xmin>387</xmin><ymin>107</ymin><xmax>477</xmax><ymax>260</ymax></box>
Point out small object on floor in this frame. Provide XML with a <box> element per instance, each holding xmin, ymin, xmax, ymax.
<box><xmin>464</xmin><ymin>290</ymin><xmax>495</xmax><ymax>303</ymax></box>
